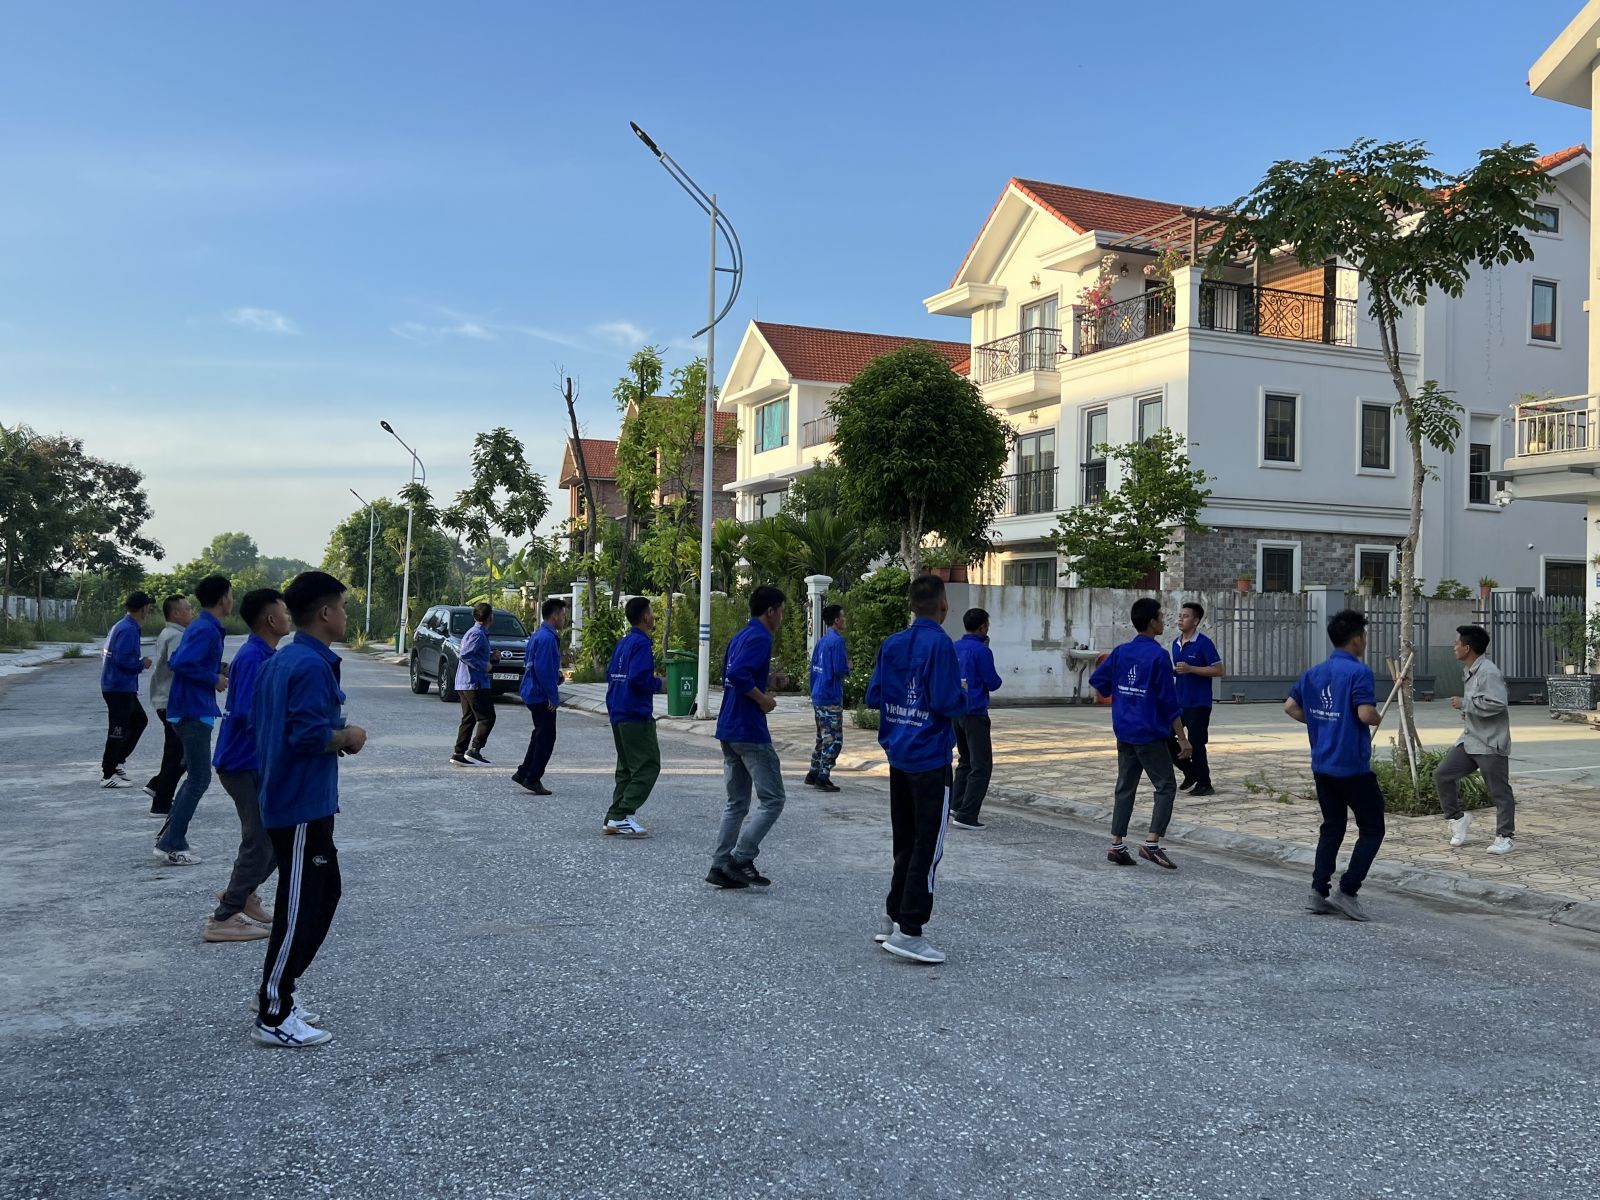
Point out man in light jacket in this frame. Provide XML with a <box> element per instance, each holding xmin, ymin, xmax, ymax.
<box><xmin>144</xmin><ymin>594</ymin><xmax>193</xmax><ymax>816</ymax></box>
<box><xmin>1437</xmin><ymin>624</ymin><xmax>1515</xmax><ymax>855</ymax></box>
<box><xmin>449</xmin><ymin>602</ymin><xmax>496</xmax><ymax>767</ymax></box>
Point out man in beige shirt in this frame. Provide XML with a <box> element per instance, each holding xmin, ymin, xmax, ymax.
<box><xmin>144</xmin><ymin>595</ymin><xmax>192</xmax><ymax>816</ymax></box>
<box><xmin>1437</xmin><ymin>624</ymin><xmax>1515</xmax><ymax>855</ymax></box>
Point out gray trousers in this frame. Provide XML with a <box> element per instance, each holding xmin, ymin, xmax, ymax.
<box><xmin>215</xmin><ymin>770</ymin><xmax>277</xmax><ymax>920</ymax></box>
<box><xmin>1112</xmin><ymin>740</ymin><xmax>1177</xmax><ymax>840</ymax></box>
<box><xmin>1435</xmin><ymin>743</ymin><xmax>1515</xmax><ymax>838</ymax></box>
<box><xmin>712</xmin><ymin>741</ymin><xmax>786</xmax><ymax>868</ymax></box>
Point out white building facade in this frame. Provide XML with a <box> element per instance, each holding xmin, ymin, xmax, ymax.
<box><xmin>923</xmin><ymin>162</ymin><xmax>1590</xmax><ymax>595</ymax></box>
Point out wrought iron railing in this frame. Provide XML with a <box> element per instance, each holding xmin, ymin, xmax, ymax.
<box><xmin>1081</xmin><ymin>461</ymin><xmax>1107</xmax><ymax>504</ymax></box>
<box><xmin>1512</xmin><ymin>394</ymin><xmax>1598</xmax><ymax>457</ymax></box>
<box><xmin>1078</xmin><ymin>289</ymin><xmax>1175</xmax><ymax>355</ymax></box>
<box><xmin>1198</xmin><ymin>282</ymin><xmax>1356</xmax><ymax>346</ymax></box>
<box><xmin>801</xmin><ymin>413</ymin><xmax>836</xmax><ymax>448</ymax></box>
<box><xmin>973</xmin><ymin>327</ymin><xmax>1062</xmax><ymax>384</ymax></box>
<box><xmin>999</xmin><ymin>467</ymin><xmax>1059</xmax><ymax>517</ymax></box>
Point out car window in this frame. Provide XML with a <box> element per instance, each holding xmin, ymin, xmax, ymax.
<box><xmin>490</xmin><ymin>612</ymin><xmax>527</xmax><ymax>638</ymax></box>
<box><xmin>449</xmin><ymin>612</ymin><xmax>471</xmax><ymax>636</ymax></box>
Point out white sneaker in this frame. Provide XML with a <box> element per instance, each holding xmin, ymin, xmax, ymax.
<box><xmin>152</xmin><ymin>847</ymin><xmax>202</xmax><ymax>866</ymax></box>
<box><xmin>251</xmin><ymin>1012</ymin><xmax>332</xmax><ymax>1049</ymax></box>
<box><xmin>873</xmin><ymin>917</ymin><xmax>898</xmax><ymax>944</ymax></box>
<box><xmin>1446</xmin><ymin>813</ymin><xmax>1473</xmax><ymax>847</ymax></box>
<box><xmin>100</xmin><ymin>776</ymin><xmax>133</xmax><ymax>789</ymax></box>
<box><xmin>114</xmin><ymin>767</ymin><xmax>130</xmax><ymax>780</ymax></box>
<box><xmin>1487</xmin><ymin>836</ymin><xmax>1514</xmax><ymax>855</ymax></box>
<box><xmin>603</xmin><ymin>816</ymin><xmax>648</xmax><ymax>838</ymax></box>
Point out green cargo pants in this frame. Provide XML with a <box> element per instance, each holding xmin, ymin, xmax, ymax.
<box><xmin>608</xmin><ymin>719</ymin><xmax>661</xmax><ymax>820</ymax></box>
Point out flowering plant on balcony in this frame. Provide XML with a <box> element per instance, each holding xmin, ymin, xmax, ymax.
<box><xmin>1076</xmin><ymin>254</ymin><xmax>1118</xmax><ymax>317</ymax></box>
<box><xmin>1141</xmin><ymin>246</ymin><xmax>1186</xmax><ymax>287</ymax></box>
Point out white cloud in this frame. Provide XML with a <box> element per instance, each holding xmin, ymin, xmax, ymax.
<box><xmin>226</xmin><ymin>307</ymin><xmax>300</xmax><ymax>336</ymax></box>
<box><xmin>391</xmin><ymin>319</ymin><xmax>498</xmax><ymax>344</ymax></box>
<box><xmin>592</xmin><ymin>320</ymin><xmax>650</xmax><ymax>347</ymax></box>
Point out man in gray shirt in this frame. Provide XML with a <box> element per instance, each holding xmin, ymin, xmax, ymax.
<box><xmin>144</xmin><ymin>594</ymin><xmax>192</xmax><ymax>816</ymax></box>
<box><xmin>1437</xmin><ymin>624</ymin><xmax>1514</xmax><ymax>855</ymax></box>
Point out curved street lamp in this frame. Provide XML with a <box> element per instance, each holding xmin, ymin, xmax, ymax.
<box><xmin>629</xmin><ymin>121</ymin><xmax>746</xmax><ymax>719</ymax></box>
<box><xmin>380</xmin><ymin>420</ymin><xmax>426</xmax><ymax>655</ymax></box>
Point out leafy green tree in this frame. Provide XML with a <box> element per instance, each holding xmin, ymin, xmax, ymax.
<box><xmin>204</xmin><ymin>532</ymin><xmax>260</xmax><ymax>573</ymax></box>
<box><xmin>784</xmin><ymin>461</ymin><xmax>896</xmax><ymax>565</ymax></box>
<box><xmin>709</xmin><ymin>518</ymin><xmax>747</xmax><ymax>595</ymax></box>
<box><xmin>611</xmin><ymin>345</ymin><xmax>667</xmax><ymax>602</ymax></box>
<box><xmin>830</xmin><ymin>345</ymin><xmax>1012</xmax><ymax>574</ymax></box>
<box><xmin>637</xmin><ymin>498</ymin><xmax>700</xmax><ymax>649</ymax></box>
<box><xmin>441</xmin><ymin>428</ymin><xmax>550</xmax><ymax>567</ymax></box>
<box><xmin>1211</xmin><ymin>137</ymin><xmax>1545</xmax><ymax>772</ymax></box>
<box><xmin>1050</xmin><ymin>428</ymin><xmax>1211</xmax><ymax>587</ymax></box>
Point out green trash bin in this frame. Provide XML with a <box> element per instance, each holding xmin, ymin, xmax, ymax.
<box><xmin>665</xmin><ymin>649</ymin><xmax>697</xmax><ymax>717</ymax></box>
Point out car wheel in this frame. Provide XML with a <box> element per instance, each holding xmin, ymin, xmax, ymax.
<box><xmin>439</xmin><ymin>657</ymin><xmax>457</xmax><ymax>702</ymax></box>
<box><xmin>409</xmin><ymin>653</ymin><xmax>430</xmax><ymax>695</ymax></box>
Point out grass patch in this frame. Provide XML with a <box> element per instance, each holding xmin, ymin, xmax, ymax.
<box><xmin>61</xmin><ymin>645</ymin><xmax>85</xmax><ymax>659</ymax></box>
<box><xmin>342</xmin><ymin>628</ymin><xmax>372</xmax><ymax>653</ymax></box>
<box><xmin>1372</xmin><ymin>742</ymin><xmax>1490</xmax><ymax>817</ymax></box>
<box><xmin>0</xmin><ymin>620</ymin><xmax>101</xmax><ymax>650</ymax></box>
<box><xmin>851</xmin><ymin>707</ymin><xmax>880</xmax><ymax>731</ymax></box>
<box><xmin>569</xmin><ymin>663</ymin><xmax>605</xmax><ymax>684</ymax></box>
<box><xmin>1241</xmin><ymin>769</ymin><xmax>1301</xmax><ymax>805</ymax></box>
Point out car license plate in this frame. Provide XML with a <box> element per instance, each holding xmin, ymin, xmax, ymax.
<box><xmin>493</xmin><ymin>671</ymin><xmax>520</xmax><ymax>682</ymax></box>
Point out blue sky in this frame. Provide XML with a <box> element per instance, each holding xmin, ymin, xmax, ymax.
<box><xmin>0</xmin><ymin>0</ymin><xmax>1588</xmax><ymax>565</ymax></box>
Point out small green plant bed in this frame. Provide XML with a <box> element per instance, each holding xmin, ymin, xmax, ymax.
<box><xmin>1372</xmin><ymin>742</ymin><xmax>1490</xmax><ymax>817</ymax></box>
<box><xmin>61</xmin><ymin>645</ymin><xmax>85</xmax><ymax>659</ymax></box>
<box><xmin>851</xmin><ymin>707</ymin><xmax>880</xmax><ymax>731</ymax></box>
<box><xmin>569</xmin><ymin>663</ymin><xmax>605</xmax><ymax>684</ymax></box>
<box><xmin>1241</xmin><ymin>770</ymin><xmax>1304</xmax><ymax>805</ymax></box>
<box><xmin>0</xmin><ymin>621</ymin><xmax>101</xmax><ymax>650</ymax></box>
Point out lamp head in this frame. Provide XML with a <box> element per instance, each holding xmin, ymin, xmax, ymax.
<box><xmin>630</xmin><ymin>121</ymin><xmax>662</xmax><ymax>158</ymax></box>
<box><xmin>380</xmin><ymin>420</ymin><xmax>394</xmax><ymax>434</ymax></box>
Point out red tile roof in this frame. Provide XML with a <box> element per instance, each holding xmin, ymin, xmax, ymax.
<box><xmin>754</xmin><ymin>321</ymin><xmax>969</xmax><ymax>384</ymax></box>
<box><xmin>1011</xmin><ymin>179</ymin><xmax>1187</xmax><ymax>237</ymax></box>
<box><xmin>560</xmin><ymin>437</ymin><xmax>617</xmax><ymax>487</ymax></box>
<box><xmin>1536</xmin><ymin>144</ymin><xmax>1588</xmax><ymax>172</ymax></box>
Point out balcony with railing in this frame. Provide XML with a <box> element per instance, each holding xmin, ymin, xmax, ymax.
<box><xmin>999</xmin><ymin>466</ymin><xmax>1059</xmax><ymax>517</ymax></box>
<box><xmin>1199</xmin><ymin>281</ymin><xmax>1356</xmax><ymax>346</ymax></box>
<box><xmin>1078</xmin><ymin>290</ymin><xmax>1175</xmax><ymax>355</ymax></box>
<box><xmin>973</xmin><ymin>327</ymin><xmax>1063</xmax><ymax>385</ymax></box>
<box><xmin>801</xmin><ymin>413</ymin><xmax>836</xmax><ymax>448</ymax></box>
<box><xmin>1511</xmin><ymin>394</ymin><xmax>1598</xmax><ymax>457</ymax></box>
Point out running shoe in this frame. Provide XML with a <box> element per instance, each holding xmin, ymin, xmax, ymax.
<box><xmin>1139</xmin><ymin>843</ymin><xmax>1177</xmax><ymax>869</ymax></box>
<box><xmin>465</xmin><ymin>749</ymin><xmax>491</xmax><ymax>766</ymax></box>
<box><xmin>603</xmin><ymin>817</ymin><xmax>648</xmax><ymax>838</ymax></box>
<box><xmin>1487</xmin><ymin>836</ymin><xmax>1514</xmax><ymax>855</ymax></box>
<box><xmin>881</xmin><ymin>931</ymin><xmax>946</xmax><ymax>964</ymax></box>
<box><xmin>1305</xmin><ymin>890</ymin><xmax>1337</xmax><ymax>915</ymax></box>
<box><xmin>704</xmin><ymin>865</ymin><xmax>750</xmax><ymax>889</ymax></box>
<box><xmin>1328</xmin><ymin>890</ymin><xmax>1370</xmax><ymax>922</ymax></box>
<box><xmin>1107</xmin><ymin>844</ymin><xmax>1137</xmax><ymax>866</ymax></box>
<box><xmin>731</xmin><ymin>859</ymin><xmax>771</xmax><ymax>887</ymax></box>
<box><xmin>251</xmin><ymin>1013</ymin><xmax>332</xmax><ymax>1049</ymax></box>
<box><xmin>152</xmin><ymin>848</ymin><xmax>202</xmax><ymax>866</ymax></box>
<box><xmin>203</xmin><ymin>914</ymin><xmax>269</xmax><ymax>943</ymax></box>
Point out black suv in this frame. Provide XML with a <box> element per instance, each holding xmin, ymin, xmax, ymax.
<box><xmin>409</xmin><ymin>605</ymin><xmax>529</xmax><ymax>702</ymax></box>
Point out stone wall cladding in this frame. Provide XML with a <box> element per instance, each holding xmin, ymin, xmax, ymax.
<box><xmin>1178</xmin><ymin>526</ymin><xmax>1401</xmax><ymax>591</ymax></box>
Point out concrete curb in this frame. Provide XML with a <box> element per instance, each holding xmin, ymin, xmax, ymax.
<box><xmin>548</xmin><ymin>690</ymin><xmax>1600</xmax><ymax>936</ymax></box>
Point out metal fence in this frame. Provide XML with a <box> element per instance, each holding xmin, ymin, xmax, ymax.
<box><xmin>2</xmin><ymin>596</ymin><xmax>79</xmax><ymax>623</ymax></box>
<box><xmin>998</xmin><ymin>467</ymin><xmax>1058</xmax><ymax>517</ymax></box>
<box><xmin>1199</xmin><ymin>281</ymin><xmax>1357</xmax><ymax>347</ymax></box>
<box><xmin>1209</xmin><ymin>592</ymin><xmax>1317</xmax><ymax>699</ymax></box>
<box><xmin>1078</xmin><ymin>291</ymin><xmax>1175</xmax><ymax>355</ymax></box>
<box><xmin>1476</xmin><ymin>590</ymin><xmax>1579</xmax><ymax>700</ymax></box>
<box><xmin>1346</xmin><ymin>595</ymin><xmax>1431</xmax><ymax>694</ymax></box>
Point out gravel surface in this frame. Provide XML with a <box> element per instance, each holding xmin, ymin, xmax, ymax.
<box><xmin>2</xmin><ymin>648</ymin><xmax>1597</xmax><ymax>1199</ymax></box>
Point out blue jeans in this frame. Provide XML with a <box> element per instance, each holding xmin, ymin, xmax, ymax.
<box><xmin>156</xmin><ymin>719</ymin><xmax>215</xmax><ymax>852</ymax></box>
<box><xmin>712</xmin><ymin>741</ymin><xmax>786</xmax><ymax>868</ymax></box>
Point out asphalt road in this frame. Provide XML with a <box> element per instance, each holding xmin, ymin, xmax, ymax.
<box><xmin>2</xmin><ymin>647</ymin><xmax>1598</xmax><ymax>1200</ymax></box>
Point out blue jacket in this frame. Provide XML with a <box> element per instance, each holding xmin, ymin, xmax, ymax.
<box><xmin>254</xmin><ymin>631</ymin><xmax>347</xmax><ymax>828</ymax></box>
<box><xmin>213</xmin><ymin>633</ymin><xmax>275</xmax><ymax>774</ymax></box>
<box><xmin>1090</xmin><ymin>634</ymin><xmax>1182</xmax><ymax>745</ymax></box>
<box><xmin>718</xmin><ymin>619</ymin><xmax>775</xmax><ymax>744</ymax></box>
<box><xmin>954</xmin><ymin>633</ymin><xmax>1002</xmax><ymax>715</ymax></box>
<box><xmin>809</xmin><ymin>627</ymin><xmax>850</xmax><ymax>708</ymax></box>
<box><xmin>100</xmin><ymin>614</ymin><xmax>146</xmax><ymax>693</ymax></box>
<box><xmin>865</xmin><ymin>617</ymin><xmax>968</xmax><ymax>772</ymax></box>
<box><xmin>1289</xmin><ymin>650</ymin><xmax>1377</xmax><ymax>777</ymax></box>
<box><xmin>454</xmin><ymin>622</ymin><xmax>492</xmax><ymax>691</ymax></box>
<box><xmin>605</xmin><ymin>628</ymin><xmax>661</xmax><ymax>723</ymax></box>
<box><xmin>166</xmin><ymin>610</ymin><xmax>226</xmax><ymax>722</ymax></box>
<box><xmin>520</xmin><ymin>623</ymin><xmax>563</xmax><ymax>708</ymax></box>
<box><xmin>1172</xmin><ymin>632</ymin><xmax>1222</xmax><ymax>709</ymax></box>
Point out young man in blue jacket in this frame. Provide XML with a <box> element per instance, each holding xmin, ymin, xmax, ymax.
<box><xmin>1285</xmin><ymin>609</ymin><xmax>1389</xmax><ymax>922</ymax></box>
<box><xmin>1170</xmin><ymin>601</ymin><xmax>1225</xmax><ymax>797</ymax></box>
<box><xmin>603</xmin><ymin>596</ymin><xmax>663</xmax><ymax>837</ymax></box>
<box><xmin>806</xmin><ymin>602</ymin><xmax>850</xmax><ymax>794</ymax></box>
<box><xmin>515</xmin><ymin>597</ymin><xmax>567</xmax><ymax>795</ymax></box>
<box><xmin>203</xmin><ymin>588</ymin><xmax>289</xmax><ymax>944</ymax></box>
<box><xmin>252</xmin><ymin>571</ymin><xmax>366</xmax><ymax>1049</ymax></box>
<box><xmin>99</xmin><ymin>591</ymin><xmax>154</xmax><ymax>788</ymax></box>
<box><xmin>144</xmin><ymin>594</ymin><xmax>193</xmax><ymax>814</ymax></box>
<box><xmin>951</xmin><ymin>607</ymin><xmax>1003</xmax><ymax>830</ymax></box>
<box><xmin>707</xmin><ymin>585</ymin><xmax>788</xmax><ymax>890</ymax></box>
<box><xmin>449</xmin><ymin>602</ymin><xmax>496</xmax><ymax>767</ymax></box>
<box><xmin>155</xmin><ymin>574</ymin><xmax>233</xmax><ymax>866</ymax></box>
<box><xmin>1090</xmin><ymin>598</ymin><xmax>1190</xmax><ymax>870</ymax></box>
<box><xmin>865</xmin><ymin>574</ymin><xmax>968</xmax><ymax>965</ymax></box>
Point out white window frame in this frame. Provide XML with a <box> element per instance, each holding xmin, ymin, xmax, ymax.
<box><xmin>1529</xmin><ymin>277</ymin><xmax>1561</xmax><ymax>347</ymax></box>
<box><xmin>1003</xmin><ymin>556</ymin><xmax>1058</xmax><ymax>588</ymax></box>
<box><xmin>1258</xmin><ymin>389</ymin><xmax>1301</xmax><ymax>470</ymax></box>
<box><xmin>1135</xmin><ymin>390</ymin><xmax>1164</xmax><ymax>442</ymax></box>
<box><xmin>1082</xmin><ymin>405</ymin><xmax>1109</xmax><ymax>503</ymax></box>
<box><xmin>1353</xmin><ymin>544</ymin><xmax>1397</xmax><ymax>592</ymax></box>
<box><xmin>1465</xmin><ymin>433</ymin><xmax>1499</xmax><ymax>510</ymax></box>
<box><xmin>1540</xmin><ymin>555</ymin><xmax>1586</xmax><ymax>598</ymax></box>
<box><xmin>1532</xmin><ymin>202</ymin><xmax>1562</xmax><ymax>238</ymax></box>
<box><xmin>1355</xmin><ymin>399</ymin><xmax>1396</xmax><ymax>476</ymax></box>
<box><xmin>753</xmin><ymin>397</ymin><xmax>789</xmax><ymax>454</ymax></box>
<box><xmin>1256</xmin><ymin>540</ymin><xmax>1302</xmax><ymax>594</ymax></box>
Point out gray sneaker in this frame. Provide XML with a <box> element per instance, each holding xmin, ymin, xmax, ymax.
<box><xmin>881</xmin><ymin>930</ymin><xmax>946</xmax><ymax>964</ymax></box>
<box><xmin>873</xmin><ymin>916</ymin><xmax>896</xmax><ymax>944</ymax></box>
<box><xmin>1328</xmin><ymin>890</ymin><xmax>1370</xmax><ymax>922</ymax></box>
<box><xmin>1305</xmin><ymin>890</ymin><xmax>1337</xmax><ymax>915</ymax></box>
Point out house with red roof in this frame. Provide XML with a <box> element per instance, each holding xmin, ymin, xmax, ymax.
<box><xmin>716</xmin><ymin>321</ymin><xmax>969</xmax><ymax>520</ymax></box>
<box><xmin>923</xmin><ymin>151</ymin><xmax>1591</xmax><ymax>595</ymax></box>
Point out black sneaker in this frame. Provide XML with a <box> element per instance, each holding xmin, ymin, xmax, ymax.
<box><xmin>705</xmin><ymin>865</ymin><xmax>750</xmax><ymax>890</ymax></box>
<box><xmin>449</xmin><ymin>755</ymin><xmax>471</xmax><ymax>767</ymax></box>
<box><xmin>1107</xmin><ymin>844</ymin><xmax>1137</xmax><ymax>866</ymax></box>
<box><xmin>731</xmin><ymin>859</ymin><xmax>772</xmax><ymax>887</ymax></box>
<box><xmin>803</xmin><ymin>771</ymin><xmax>819</xmax><ymax>786</ymax></box>
<box><xmin>1139</xmin><ymin>843</ymin><xmax>1177</xmax><ymax>870</ymax></box>
<box><xmin>1179</xmin><ymin>778</ymin><xmax>1197</xmax><ymax>792</ymax></box>
<box><xmin>815</xmin><ymin>779</ymin><xmax>840</xmax><ymax>793</ymax></box>
<box><xmin>465</xmin><ymin>749</ymin><xmax>491</xmax><ymax>766</ymax></box>
<box><xmin>950</xmin><ymin>816</ymin><xmax>986</xmax><ymax>830</ymax></box>
<box><xmin>1189</xmin><ymin>784</ymin><xmax>1216</xmax><ymax>797</ymax></box>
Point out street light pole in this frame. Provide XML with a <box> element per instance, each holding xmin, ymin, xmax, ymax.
<box><xmin>380</xmin><ymin>421</ymin><xmax>426</xmax><ymax>656</ymax></box>
<box><xmin>349</xmin><ymin>488</ymin><xmax>376</xmax><ymax>636</ymax></box>
<box><xmin>629</xmin><ymin>122</ymin><xmax>745</xmax><ymax>721</ymax></box>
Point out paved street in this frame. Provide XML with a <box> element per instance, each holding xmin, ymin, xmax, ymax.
<box><xmin>4</xmin><ymin>649</ymin><xmax>1600</xmax><ymax>1199</ymax></box>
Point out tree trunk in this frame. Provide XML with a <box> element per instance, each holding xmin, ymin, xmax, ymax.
<box><xmin>1375</xmin><ymin>300</ymin><xmax>1423</xmax><ymax>774</ymax></box>
<box><xmin>613</xmin><ymin>502</ymin><xmax>633</xmax><ymax>606</ymax></box>
<box><xmin>2</xmin><ymin>538</ymin><xmax>11</xmax><ymax>628</ymax></box>
<box><xmin>561</xmin><ymin>376</ymin><xmax>599</xmax><ymax>618</ymax></box>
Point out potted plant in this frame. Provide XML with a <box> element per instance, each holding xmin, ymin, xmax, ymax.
<box><xmin>1235</xmin><ymin>570</ymin><xmax>1254</xmax><ymax>594</ymax></box>
<box><xmin>1545</xmin><ymin>604</ymin><xmax>1600</xmax><ymax>712</ymax></box>
<box><xmin>921</xmin><ymin>543</ymin><xmax>969</xmax><ymax>583</ymax></box>
<box><xmin>1478</xmin><ymin>576</ymin><xmax>1498</xmax><ymax>604</ymax></box>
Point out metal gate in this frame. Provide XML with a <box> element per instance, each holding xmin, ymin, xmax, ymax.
<box><xmin>1347</xmin><ymin>596</ymin><xmax>1431</xmax><ymax>696</ymax></box>
<box><xmin>1477</xmin><ymin>590</ymin><xmax>1578</xmax><ymax>702</ymax></box>
<box><xmin>1210</xmin><ymin>593</ymin><xmax>1316</xmax><ymax>701</ymax></box>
